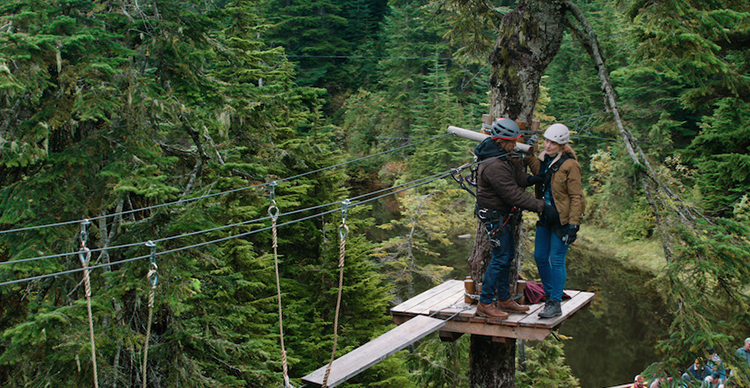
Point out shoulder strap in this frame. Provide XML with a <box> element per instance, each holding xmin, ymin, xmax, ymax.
<box><xmin>549</xmin><ymin>154</ymin><xmax>573</xmax><ymax>173</ymax></box>
<box><xmin>538</xmin><ymin>154</ymin><xmax>574</xmax><ymax>197</ymax></box>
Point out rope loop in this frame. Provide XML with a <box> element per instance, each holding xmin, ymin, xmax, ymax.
<box><xmin>147</xmin><ymin>262</ymin><xmax>159</xmax><ymax>288</ymax></box>
<box><xmin>268</xmin><ymin>203</ymin><xmax>279</xmax><ymax>220</ymax></box>
<box><xmin>338</xmin><ymin>223</ymin><xmax>349</xmax><ymax>241</ymax></box>
<box><xmin>78</xmin><ymin>246</ymin><xmax>91</xmax><ymax>267</ymax></box>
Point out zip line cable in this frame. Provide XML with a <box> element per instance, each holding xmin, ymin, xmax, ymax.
<box><xmin>0</xmin><ymin>169</ymin><xmax>453</xmax><ymax>287</ymax></box>
<box><xmin>0</xmin><ymin>133</ymin><xmax>454</xmax><ymax>236</ymax></box>
<box><xmin>285</xmin><ymin>54</ymin><xmax>457</xmax><ymax>61</ymax></box>
<box><xmin>0</xmin><ymin>169</ymin><xmax>452</xmax><ymax>268</ymax></box>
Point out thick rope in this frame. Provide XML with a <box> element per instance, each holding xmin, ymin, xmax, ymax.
<box><xmin>270</xmin><ymin>203</ymin><xmax>291</xmax><ymax>388</ymax></box>
<box><xmin>142</xmin><ymin>264</ymin><xmax>157</xmax><ymax>388</ymax></box>
<box><xmin>79</xmin><ymin>247</ymin><xmax>99</xmax><ymax>388</ymax></box>
<box><xmin>322</xmin><ymin>222</ymin><xmax>349</xmax><ymax>388</ymax></box>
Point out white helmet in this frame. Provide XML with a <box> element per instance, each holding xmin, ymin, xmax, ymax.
<box><xmin>544</xmin><ymin>123</ymin><xmax>570</xmax><ymax>144</ymax></box>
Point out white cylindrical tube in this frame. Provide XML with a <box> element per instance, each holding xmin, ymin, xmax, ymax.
<box><xmin>447</xmin><ymin>125</ymin><xmax>532</xmax><ymax>153</ymax></box>
<box><xmin>446</xmin><ymin>126</ymin><xmax>488</xmax><ymax>142</ymax></box>
<box><xmin>514</xmin><ymin>142</ymin><xmax>531</xmax><ymax>153</ymax></box>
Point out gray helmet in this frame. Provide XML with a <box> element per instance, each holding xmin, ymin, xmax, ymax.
<box><xmin>490</xmin><ymin>118</ymin><xmax>521</xmax><ymax>140</ymax></box>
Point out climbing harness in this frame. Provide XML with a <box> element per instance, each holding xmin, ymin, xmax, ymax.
<box><xmin>142</xmin><ymin>240</ymin><xmax>158</xmax><ymax>388</ymax></box>
<box><xmin>475</xmin><ymin>206</ymin><xmax>518</xmax><ymax>247</ymax></box>
<box><xmin>322</xmin><ymin>200</ymin><xmax>350</xmax><ymax>388</ymax></box>
<box><xmin>78</xmin><ymin>219</ymin><xmax>99</xmax><ymax>388</ymax></box>
<box><xmin>268</xmin><ymin>182</ymin><xmax>293</xmax><ymax>388</ymax></box>
<box><xmin>450</xmin><ymin>155</ymin><xmax>520</xmax><ymax>247</ymax></box>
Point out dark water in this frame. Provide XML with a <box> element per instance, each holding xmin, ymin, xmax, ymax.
<box><xmin>556</xmin><ymin>243</ymin><xmax>671</xmax><ymax>388</ymax></box>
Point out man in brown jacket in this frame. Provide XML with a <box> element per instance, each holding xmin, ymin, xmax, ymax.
<box><xmin>473</xmin><ymin>118</ymin><xmax>556</xmax><ymax>319</ymax></box>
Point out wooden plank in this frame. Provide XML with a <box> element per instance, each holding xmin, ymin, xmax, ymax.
<box><xmin>391</xmin><ymin>280</ymin><xmax>464</xmax><ymax>316</ymax></box>
<box><xmin>391</xmin><ymin>280</ymin><xmax>458</xmax><ymax>313</ymax></box>
<box><xmin>510</xmin><ymin>291</ymin><xmax>581</xmax><ymax>328</ymax></box>
<box><xmin>518</xmin><ymin>291</ymin><xmax>594</xmax><ymax>329</ymax></box>
<box><xmin>428</xmin><ymin>302</ymin><xmax>474</xmax><ymax>319</ymax></box>
<box><xmin>302</xmin><ymin>315</ymin><xmax>446</xmax><ymax>388</ymax></box>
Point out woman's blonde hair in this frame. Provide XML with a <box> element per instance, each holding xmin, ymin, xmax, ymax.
<box><xmin>562</xmin><ymin>144</ymin><xmax>577</xmax><ymax>159</ymax></box>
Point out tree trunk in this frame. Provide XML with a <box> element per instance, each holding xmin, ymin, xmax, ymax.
<box><xmin>469</xmin><ymin>336</ymin><xmax>516</xmax><ymax>388</ymax></box>
<box><xmin>469</xmin><ymin>0</ymin><xmax>567</xmax><ymax>286</ymax></box>
<box><xmin>468</xmin><ymin>1</ymin><xmax>568</xmax><ymax>387</ymax></box>
<box><xmin>488</xmin><ymin>0</ymin><xmax>567</xmax><ymax>126</ymax></box>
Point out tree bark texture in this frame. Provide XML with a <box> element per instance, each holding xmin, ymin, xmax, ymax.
<box><xmin>488</xmin><ymin>0</ymin><xmax>567</xmax><ymax>126</ymax></box>
<box><xmin>469</xmin><ymin>336</ymin><xmax>516</xmax><ymax>388</ymax></box>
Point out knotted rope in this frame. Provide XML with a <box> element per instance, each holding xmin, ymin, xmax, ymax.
<box><xmin>79</xmin><ymin>220</ymin><xmax>99</xmax><ymax>388</ymax></box>
<box><xmin>322</xmin><ymin>200</ymin><xmax>350</xmax><ymax>388</ymax></box>
<box><xmin>268</xmin><ymin>181</ymin><xmax>292</xmax><ymax>388</ymax></box>
<box><xmin>142</xmin><ymin>241</ymin><xmax>158</xmax><ymax>388</ymax></box>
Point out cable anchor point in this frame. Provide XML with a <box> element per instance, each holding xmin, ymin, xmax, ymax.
<box><xmin>80</xmin><ymin>219</ymin><xmax>91</xmax><ymax>247</ymax></box>
<box><xmin>268</xmin><ymin>181</ymin><xmax>279</xmax><ymax>220</ymax></box>
<box><xmin>338</xmin><ymin>199</ymin><xmax>350</xmax><ymax>240</ymax></box>
<box><xmin>145</xmin><ymin>240</ymin><xmax>158</xmax><ymax>287</ymax></box>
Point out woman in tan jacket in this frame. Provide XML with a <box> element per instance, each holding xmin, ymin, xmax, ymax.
<box><xmin>528</xmin><ymin>123</ymin><xmax>585</xmax><ymax>318</ymax></box>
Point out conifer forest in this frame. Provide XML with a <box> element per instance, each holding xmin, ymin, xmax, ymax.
<box><xmin>1</xmin><ymin>0</ymin><xmax>750</xmax><ymax>387</ymax></box>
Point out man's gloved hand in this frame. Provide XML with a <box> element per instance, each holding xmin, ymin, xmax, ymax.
<box><xmin>561</xmin><ymin>224</ymin><xmax>579</xmax><ymax>245</ymax></box>
<box><xmin>541</xmin><ymin>203</ymin><xmax>559</xmax><ymax>224</ymax></box>
<box><xmin>527</xmin><ymin>174</ymin><xmax>545</xmax><ymax>186</ymax></box>
<box><xmin>524</xmin><ymin>135</ymin><xmax>538</xmax><ymax>154</ymax></box>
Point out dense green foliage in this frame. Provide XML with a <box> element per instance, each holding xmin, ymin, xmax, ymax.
<box><xmin>1</xmin><ymin>0</ymin><xmax>749</xmax><ymax>386</ymax></box>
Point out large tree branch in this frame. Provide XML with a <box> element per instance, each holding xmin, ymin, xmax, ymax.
<box><xmin>564</xmin><ymin>1</ymin><xmax>645</xmax><ymax>170</ymax></box>
<box><xmin>564</xmin><ymin>0</ymin><xmax>717</xmax><ymax>265</ymax></box>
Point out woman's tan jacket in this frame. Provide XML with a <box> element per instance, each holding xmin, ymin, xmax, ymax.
<box><xmin>528</xmin><ymin>150</ymin><xmax>586</xmax><ymax>226</ymax></box>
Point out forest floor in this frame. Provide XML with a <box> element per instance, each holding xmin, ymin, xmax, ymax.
<box><xmin>578</xmin><ymin>226</ymin><xmax>666</xmax><ymax>272</ymax></box>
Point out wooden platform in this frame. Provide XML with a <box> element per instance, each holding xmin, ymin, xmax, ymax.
<box><xmin>301</xmin><ymin>315</ymin><xmax>446</xmax><ymax>387</ymax></box>
<box><xmin>301</xmin><ymin>280</ymin><xmax>594</xmax><ymax>387</ymax></box>
<box><xmin>391</xmin><ymin>279</ymin><xmax>595</xmax><ymax>341</ymax></box>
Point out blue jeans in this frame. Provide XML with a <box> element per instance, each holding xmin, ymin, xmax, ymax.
<box><xmin>534</xmin><ymin>225</ymin><xmax>569</xmax><ymax>302</ymax></box>
<box><xmin>479</xmin><ymin>224</ymin><xmax>514</xmax><ymax>304</ymax></box>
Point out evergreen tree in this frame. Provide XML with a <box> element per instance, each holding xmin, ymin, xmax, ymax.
<box><xmin>0</xmin><ymin>0</ymin><xmax>401</xmax><ymax>386</ymax></box>
<box><xmin>516</xmin><ymin>338</ymin><xmax>580</xmax><ymax>387</ymax></box>
<box><xmin>681</xmin><ymin>97</ymin><xmax>750</xmax><ymax>216</ymax></box>
<box><xmin>262</xmin><ymin>0</ymin><xmax>389</xmax><ymax>95</ymax></box>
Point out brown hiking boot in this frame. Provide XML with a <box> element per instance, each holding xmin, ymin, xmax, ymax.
<box><xmin>497</xmin><ymin>298</ymin><xmax>530</xmax><ymax>313</ymax></box>
<box><xmin>476</xmin><ymin>302</ymin><xmax>509</xmax><ymax>319</ymax></box>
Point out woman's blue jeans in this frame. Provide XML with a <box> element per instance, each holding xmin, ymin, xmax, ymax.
<box><xmin>534</xmin><ymin>225</ymin><xmax>569</xmax><ymax>302</ymax></box>
<box><xmin>479</xmin><ymin>224</ymin><xmax>514</xmax><ymax>304</ymax></box>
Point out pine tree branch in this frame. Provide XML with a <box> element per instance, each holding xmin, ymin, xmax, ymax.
<box><xmin>183</xmin><ymin>158</ymin><xmax>202</xmax><ymax>197</ymax></box>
